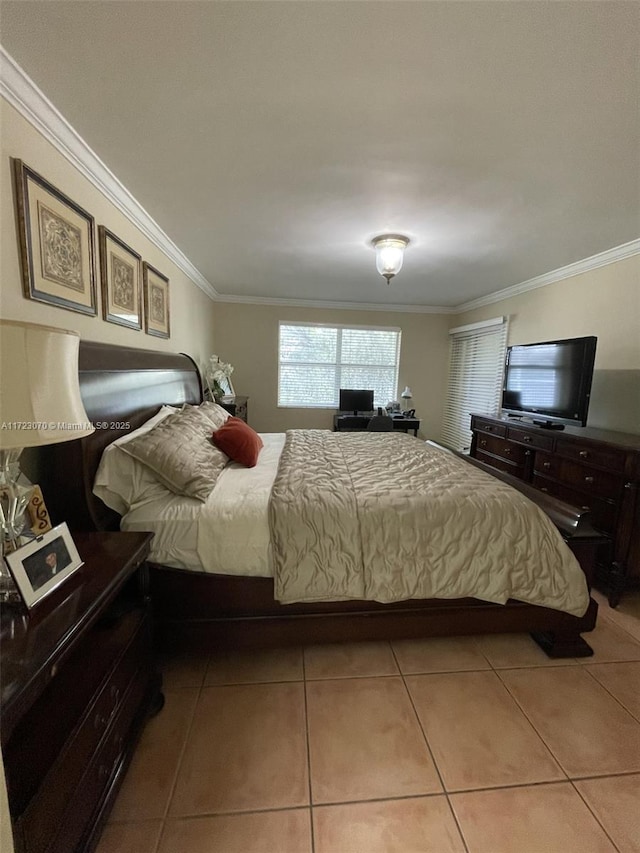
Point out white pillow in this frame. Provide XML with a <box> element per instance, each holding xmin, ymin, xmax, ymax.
<box><xmin>93</xmin><ymin>406</ymin><xmax>178</xmax><ymax>515</ymax></box>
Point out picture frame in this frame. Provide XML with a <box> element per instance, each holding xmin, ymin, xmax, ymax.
<box><xmin>4</xmin><ymin>522</ymin><xmax>83</xmax><ymax>610</ymax></box>
<box><xmin>98</xmin><ymin>226</ymin><xmax>142</xmax><ymax>329</ymax></box>
<box><xmin>142</xmin><ymin>261</ymin><xmax>170</xmax><ymax>338</ymax></box>
<box><xmin>219</xmin><ymin>375</ymin><xmax>235</xmax><ymax>396</ymax></box>
<box><xmin>12</xmin><ymin>159</ymin><xmax>98</xmax><ymax>316</ymax></box>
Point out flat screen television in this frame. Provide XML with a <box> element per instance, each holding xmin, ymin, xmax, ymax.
<box><xmin>339</xmin><ymin>388</ymin><xmax>374</xmax><ymax>416</ymax></box>
<box><xmin>501</xmin><ymin>336</ymin><xmax>597</xmax><ymax>429</ymax></box>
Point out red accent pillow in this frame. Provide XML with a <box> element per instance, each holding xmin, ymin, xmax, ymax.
<box><xmin>211</xmin><ymin>417</ymin><xmax>264</xmax><ymax>467</ymax></box>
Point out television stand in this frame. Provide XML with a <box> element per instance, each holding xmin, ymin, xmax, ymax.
<box><xmin>533</xmin><ymin>420</ymin><xmax>565</xmax><ymax>430</ymax></box>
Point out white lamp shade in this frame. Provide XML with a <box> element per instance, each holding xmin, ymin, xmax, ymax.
<box><xmin>401</xmin><ymin>386</ymin><xmax>413</xmax><ymax>399</ymax></box>
<box><xmin>0</xmin><ymin>320</ymin><xmax>94</xmax><ymax>449</ymax></box>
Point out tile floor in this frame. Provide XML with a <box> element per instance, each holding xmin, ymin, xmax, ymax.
<box><xmin>97</xmin><ymin>589</ymin><xmax>640</xmax><ymax>853</ymax></box>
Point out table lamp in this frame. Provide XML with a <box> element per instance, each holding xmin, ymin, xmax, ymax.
<box><xmin>0</xmin><ymin>320</ymin><xmax>94</xmax><ymax>566</ymax></box>
<box><xmin>401</xmin><ymin>386</ymin><xmax>413</xmax><ymax>415</ymax></box>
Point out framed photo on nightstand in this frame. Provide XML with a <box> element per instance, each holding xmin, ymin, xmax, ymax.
<box><xmin>5</xmin><ymin>522</ymin><xmax>83</xmax><ymax>609</ymax></box>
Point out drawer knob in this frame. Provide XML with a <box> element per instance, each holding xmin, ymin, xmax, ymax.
<box><xmin>543</xmin><ymin>461</ymin><xmax>551</xmax><ymax>469</ymax></box>
<box><xmin>504</xmin><ymin>448</ymin><xmax>511</xmax><ymax>455</ymax></box>
<box><xmin>480</xmin><ymin>439</ymin><xmax>487</xmax><ymax>447</ymax></box>
<box><xmin>94</xmin><ymin>712</ymin><xmax>108</xmax><ymax>729</ymax></box>
<box><xmin>584</xmin><ymin>476</ymin><xmax>594</xmax><ymax>484</ymax></box>
<box><xmin>582</xmin><ymin>505</ymin><xmax>590</xmax><ymax>511</ymax></box>
<box><xmin>579</xmin><ymin>450</ymin><xmax>589</xmax><ymax>458</ymax></box>
<box><xmin>523</xmin><ymin>436</ymin><xmax>532</xmax><ymax>443</ymax></box>
<box><xmin>540</xmin><ymin>487</ymin><xmax>549</xmax><ymax>493</ymax></box>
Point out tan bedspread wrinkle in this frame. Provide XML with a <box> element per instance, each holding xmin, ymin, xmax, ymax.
<box><xmin>268</xmin><ymin>430</ymin><xmax>589</xmax><ymax>616</ymax></box>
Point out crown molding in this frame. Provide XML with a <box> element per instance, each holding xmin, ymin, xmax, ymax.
<box><xmin>454</xmin><ymin>238</ymin><xmax>640</xmax><ymax>313</ymax></box>
<box><xmin>212</xmin><ymin>293</ymin><xmax>451</xmax><ymax>314</ymax></box>
<box><xmin>0</xmin><ymin>46</ymin><xmax>218</xmax><ymax>301</ymax></box>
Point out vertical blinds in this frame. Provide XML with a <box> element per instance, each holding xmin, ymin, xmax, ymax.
<box><xmin>441</xmin><ymin>317</ymin><xmax>508</xmax><ymax>452</ymax></box>
<box><xmin>278</xmin><ymin>322</ymin><xmax>401</xmax><ymax>408</ymax></box>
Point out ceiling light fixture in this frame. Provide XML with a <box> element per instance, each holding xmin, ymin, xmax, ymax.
<box><xmin>371</xmin><ymin>234</ymin><xmax>410</xmax><ymax>284</ymax></box>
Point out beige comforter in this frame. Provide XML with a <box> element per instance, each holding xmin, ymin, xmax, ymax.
<box><xmin>268</xmin><ymin>430</ymin><xmax>589</xmax><ymax>616</ymax></box>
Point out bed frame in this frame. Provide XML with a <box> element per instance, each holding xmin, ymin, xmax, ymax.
<box><xmin>39</xmin><ymin>340</ymin><xmax>601</xmax><ymax>657</ymax></box>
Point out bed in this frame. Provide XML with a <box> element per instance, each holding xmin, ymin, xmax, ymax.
<box><xmin>40</xmin><ymin>340</ymin><xmax>601</xmax><ymax>657</ymax></box>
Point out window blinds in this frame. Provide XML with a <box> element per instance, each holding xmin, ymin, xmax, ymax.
<box><xmin>441</xmin><ymin>317</ymin><xmax>508</xmax><ymax>452</ymax></box>
<box><xmin>278</xmin><ymin>322</ymin><xmax>401</xmax><ymax>408</ymax></box>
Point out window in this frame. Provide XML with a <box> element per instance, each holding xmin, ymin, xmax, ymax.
<box><xmin>441</xmin><ymin>317</ymin><xmax>508</xmax><ymax>452</ymax></box>
<box><xmin>278</xmin><ymin>322</ymin><xmax>401</xmax><ymax>408</ymax></box>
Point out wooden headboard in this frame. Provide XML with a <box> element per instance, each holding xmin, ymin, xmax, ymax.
<box><xmin>39</xmin><ymin>340</ymin><xmax>202</xmax><ymax>532</ymax></box>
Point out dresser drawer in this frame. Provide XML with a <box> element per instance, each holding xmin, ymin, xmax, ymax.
<box><xmin>533</xmin><ymin>476</ymin><xmax>618</xmax><ymax>535</ymax></box>
<box><xmin>475</xmin><ymin>434</ymin><xmax>528</xmax><ymax>465</ymax></box>
<box><xmin>534</xmin><ymin>452</ymin><xmax>561</xmax><ymax>479</ymax></box>
<box><xmin>476</xmin><ymin>450</ymin><xmax>526</xmax><ymax>479</ymax></box>
<box><xmin>559</xmin><ymin>460</ymin><xmax>624</xmax><ymax>502</ymax></box>
<box><xmin>555</xmin><ymin>439</ymin><xmax>626</xmax><ymax>473</ymax></box>
<box><xmin>506</xmin><ymin>427</ymin><xmax>554</xmax><ymax>451</ymax></box>
<box><xmin>473</xmin><ymin>418</ymin><xmax>507</xmax><ymax>438</ymax></box>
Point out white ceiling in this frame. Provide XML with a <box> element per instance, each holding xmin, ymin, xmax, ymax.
<box><xmin>1</xmin><ymin>1</ymin><xmax>638</xmax><ymax>310</ymax></box>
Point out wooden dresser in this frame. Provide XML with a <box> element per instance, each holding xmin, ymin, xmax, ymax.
<box><xmin>1</xmin><ymin>531</ymin><xmax>161</xmax><ymax>853</ymax></box>
<box><xmin>220</xmin><ymin>395</ymin><xmax>248</xmax><ymax>423</ymax></box>
<box><xmin>470</xmin><ymin>414</ymin><xmax>640</xmax><ymax>606</ymax></box>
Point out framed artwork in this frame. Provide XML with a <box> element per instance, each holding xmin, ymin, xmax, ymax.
<box><xmin>12</xmin><ymin>159</ymin><xmax>97</xmax><ymax>316</ymax></box>
<box><xmin>142</xmin><ymin>262</ymin><xmax>170</xmax><ymax>338</ymax></box>
<box><xmin>98</xmin><ymin>226</ymin><xmax>142</xmax><ymax>329</ymax></box>
<box><xmin>4</xmin><ymin>522</ymin><xmax>83</xmax><ymax>610</ymax></box>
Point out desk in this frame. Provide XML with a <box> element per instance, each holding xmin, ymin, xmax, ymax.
<box><xmin>333</xmin><ymin>415</ymin><xmax>420</xmax><ymax>436</ymax></box>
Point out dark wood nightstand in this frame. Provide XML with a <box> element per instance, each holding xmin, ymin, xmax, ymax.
<box><xmin>220</xmin><ymin>395</ymin><xmax>248</xmax><ymax>423</ymax></box>
<box><xmin>1</xmin><ymin>531</ymin><xmax>162</xmax><ymax>853</ymax></box>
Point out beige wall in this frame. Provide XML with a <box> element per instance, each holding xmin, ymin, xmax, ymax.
<box><xmin>212</xmin><ymin>303</ymin><xmax>451</xmax><ymax>439</ymax></box>
<box><xmin>454</xmin><ymin>255</ymin><xmax>640</xmax><ymax>433</ymax></box>
<box><xmin>0</xmin><ymin>98</ymin><xmax>217</xmax><ymax>368</ymax></box>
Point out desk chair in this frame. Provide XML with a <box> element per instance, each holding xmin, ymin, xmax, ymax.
<box><xmin>367</xmin><ymin>414</ymin><xmax>393</xmax><ymax>432</ymax></box>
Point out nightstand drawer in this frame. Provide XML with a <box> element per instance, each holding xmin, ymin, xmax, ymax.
<box><xmin>18</xmin><ymin>610</ymin><xmax>150</xmax><ymax>853</ymax></box>
<box><xmin>47</xmin><ymin>669</ymin><xmax>150</xmax><ymax>853</ymax></box>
